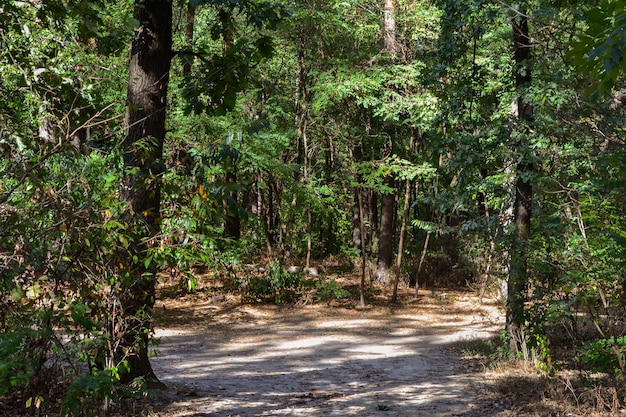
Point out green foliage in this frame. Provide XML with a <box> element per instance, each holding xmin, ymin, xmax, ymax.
<box><xmin>237</xmin><ymin>261</ymin><xmax>310</xmax><ymax>304</ymax></box>
<box><xmin>568</xmin><ymin>0</ymin><xmax>626</xmax><ymax>97</ymax></box>
<box><xmin>315</xmin><ymin>278</ymin><xmax>351</xmax><ymax>301</ymax></box>
<box><xmin>0</xmin><ymin>328</ymin><xmax>42</xmax><ymax>397</ymax></box>
<box><xmin>3</xmin><ymin>0</ymin><xmax>626</xmax><ymax>411</ymax></box>
<box><xmin>577</xmin><ymin>336</ymin><xmax>626</xmax><ymax>378</ymax></box>
<box><xmin>61</xmin><ymin>369</ymin><xmax>119</xmax><ymax>416</ymax></box>
<box><xmin>176</xmin><ymin>0</ymin><xmax>291</xmax><ymax>115</ymax></box>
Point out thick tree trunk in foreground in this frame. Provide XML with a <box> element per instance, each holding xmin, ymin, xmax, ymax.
<box><xmin>120</xmin><ymin>0</ymin><xmax>172</xmax><ymax>384</ymax></box>
<box><xmin>507</xmin><ymin>6</ymin><xmax>533</xmax><ymax>356</ymax></box>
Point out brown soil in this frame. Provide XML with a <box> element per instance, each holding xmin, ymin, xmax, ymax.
<box><xmin>148</xmin><ymin>275</ymin><xmax>505</xmax><ymax>417</ymax></box>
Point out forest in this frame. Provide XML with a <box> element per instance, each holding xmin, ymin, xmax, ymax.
<box><xmin>1</xmin><ymin>0</ymin><xmax>625</xmax><ymax>415</ymax></box>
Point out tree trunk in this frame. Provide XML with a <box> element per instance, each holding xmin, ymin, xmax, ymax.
<box><xmin>295</xmin><ymin>30</ymin><xmax>313</xmax><ymax>266</ymax></box>
<box><xmin>414</xmin><ymin>231</ymin><xmax>431</xmax><ymax>298</ymax></box>
<box><xmin>392</xmin><ymin>177</ymin><xmax>410</xmax><ymax>303</ymax></box>
<box><xmin>507</xmin><ymin>5</ymin><xmax>533</xmax><ymax>357</ymax></box>
<box><xmin>322</xmin><ymin>137</ymin><xmax>337</xmax><ymax>254</ymax></box>
<box><xmin>376</xmin><ymin>175</ymin><xmax>395</xmax><ymax>286</ymax></box>
<box><xmin>352</xmin><ymin>143</ymin><xmax>367</xmax><ymax>251</ymax></box>
<box><xmin>264</xmin><ymin>175</ymin><xmax>281</xmax><ymax>255</ymax></box>
<box><xmin>183</xmin><ymin>3</ymin><xmax>195</xmax><ymax>76</ymax></box>
<box><xmin>369</xmin><ymin>189</ymin><xmax>378</xmax><ymax>254</ymax></box>
<box><xmin>376</xmin><ymin>0</ymin><xmax>398</xmax><ymax>285</ymax></box>
<box><xmin>392</xmin><ymin>130</ymin><xmax>415</xmax><ymax>302</ymax></box>
<box><xmin>382</xmin><ymin>0</ymin><xmax>397</xmax><ymax>54</ymax></box>
<box><xmin>357</xmin><ymin>186</ymin><xmax>367</xmax><ymax>307</ymax></box>
<box><xmin>224</xmin><ymin>169</ymin><xmax>240</xmax><ymax>239</ymax></box>
<box><xmin>119</xmin><ymin>0</ymin><xmax>172</xmax><ymax>385</ymax></box>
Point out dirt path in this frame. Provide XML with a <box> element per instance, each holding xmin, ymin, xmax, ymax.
<box><xmin>150</xmin><ymin>291</ymin><xmax>502</xmax><ymax>417</ymax></box>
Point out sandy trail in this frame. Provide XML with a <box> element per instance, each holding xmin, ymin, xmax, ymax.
<box><xmin>151</xmin><ymin>293</ymin><xmax>502</xmax><ymax>417</ymax></box>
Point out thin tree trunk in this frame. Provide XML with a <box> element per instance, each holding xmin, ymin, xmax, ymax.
<box><xmin>507</xmin><ymin>5</ymin><xmax>533</xmax><ymax>357</ymax></box>
<box><xmin>306</xmin><ymin>208</ymin><xmax>312</xmax><ymax>268</ymax></box>
<box><xmin>358</xmin><ymin>186</ymin><xmax>367</xmax><ymax>307</ymax></box>
<box><xmin>120</xmin><ymin>0</ymin><xmax>172</xmax><ymax>385</ymax></box>
<box><xmin>414</xmin><ymin>232</ymin><xmax>431</xmax><ymax>298</ymax></box>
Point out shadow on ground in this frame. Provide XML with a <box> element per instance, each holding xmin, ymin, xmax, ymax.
<box><xmin>149</xmin><ymin>291</ymin><xmax>511</xmax><ymax>417</ymax></box>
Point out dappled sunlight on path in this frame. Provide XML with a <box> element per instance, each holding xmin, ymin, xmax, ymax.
<box><xmin>151</xmin><ymin>293</ymin><xmax>503</xmax><ymax>416</ymax></box>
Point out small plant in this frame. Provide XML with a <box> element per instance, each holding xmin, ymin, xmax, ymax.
<box><xmin>316</xmin><ymin>279</ymin><xmax>351</xmax><ymax>301</ymax></box>
<box><xmin>457</xmin><ymin>338</ymin><xmax>498</xmax><ymax>358</ymax></box>
<box><xmin>529</xmin><ymin>327</ymin><xmax>553</xmax><ymax>374</ymax></box>
<box><xmin>237</xmin><ymin>261</ymin><xmax>307</xmax><ymax>304</ymax></box>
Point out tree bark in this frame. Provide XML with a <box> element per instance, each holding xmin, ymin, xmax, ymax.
<box><xmin>376</xmin><ymin>0</ymin><xmax>398</xmax><ymax>285</ymax></box>
<box><xmin>358</xmin><ymin>186</ymin><xmax>367</xmax><ymax>307</ymax></box>
<box><xmin>376</xmin><ymin>175</ymin><xmax>396</xmax><ymax>286</ymax></box>
<box><xmin>183</xmin><ymin>3</ymin><xmax>195</xmax><ymax>76</ymax></box>
<box><xmin>352</xmin><ymin>143</ymin><xmax>367</xmax><ymax>251</ymax></box>
<box><xmin>119</xmin><ymin>0</ymin><xmax>172</xmax><ymax>385</ymax></box>
<box><xmin>264</xmin><ymin>175</ymin><xmax>281</xmax><ymax>255</ymax></box>
<box><xmin>382</xmin><ymin>0</ymin><xmax>397</xmax><ymax>54</ymax></box>
<box><xmin>507</xmin><ymin>5</ymin><xmax>533</xmax><ymax>357</ymax></box>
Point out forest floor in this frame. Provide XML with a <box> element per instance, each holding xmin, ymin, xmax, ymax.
<box><xmin>146</xmin><ymin>270</ymin><xmax>624</xmax><ymax>417</ymax></box>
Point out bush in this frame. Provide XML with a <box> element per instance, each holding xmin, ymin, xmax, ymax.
<box><xmin>577</xmin><ymin>336</ymin><xmax>626</xmax><ymax>379</ymax></box>
<box><xmin>237</xmin><ymin>261</ymin><xmax>309</xmax><ymax>304</ymax></box>
<box><xmin>316</xmin><ymin>279</ymin><xmax>351</xmax><ymax>301</ymax></box>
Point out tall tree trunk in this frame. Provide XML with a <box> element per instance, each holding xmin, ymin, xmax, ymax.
<box><xmin>375</xmin><ymin>131</ymin><xmax>395</xmax><ymax>286</ymax></box>
<box><xmin>376</xmin><ymin>0</ymin><xmax>398</xmax><ymax>285</ymax></box>
<box><xmin>295</xmin><ymin>30</ymin><xmax>313</xmax><ymax>266</ymax></box>
<box><xmin>357</xmin><ymin>186</ymin><xmax>367</xmax><ymax>307</ymax></box>
<box><xmin>219</xmin><ymin>14</ymin><xmax>240</xmax><ymax>241</ymax></box>
<box><xmin>322</xmin><ymin>137</ymin><xmax>337</xmax><ymax>254</ymax></box>
<box><xmin>119</xmin><ymin>0</ymin><xmax>172</xmax><ymax>385</ymax></box>
<box><xmin>392</xmin><ymin>130</ymin><xmax>415</xmax><ymax>302</ymax></box>
<box><xmin>507</xmin><ymin>5</ymin><xmax>533</xmax><ymax>357</ymax></box>
<box><xmin>376</xmin><ymin>175</ymin><xmax>396</xmax><ymax>285</ymax></box>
